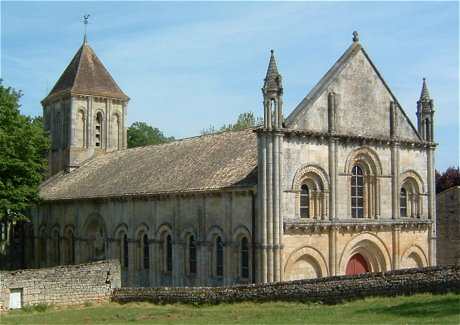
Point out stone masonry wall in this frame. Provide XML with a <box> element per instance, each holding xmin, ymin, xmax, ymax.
<box><xmin>437</xmin><ymin>186</ymin><xmax>460</xmax><ymax>266</ymax></box>
<box><xmin>112</xmin><ymin>265</ymin><xmax>459</xmax><ymax>305</ymax></box>
<box><xmin>0</xmin><ymin>260</ymin><xmax>121</xmax><ymax>312</ymax></box>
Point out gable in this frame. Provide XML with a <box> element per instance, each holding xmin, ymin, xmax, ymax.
<box><xmin>286</xmin><ymin>45</ymin><xmax>420</xmax><ymax>141</ymax></box>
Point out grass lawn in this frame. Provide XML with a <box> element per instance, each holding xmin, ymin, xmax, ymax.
<box><xmin>2</xmin><ymin>293</ymin><xmax>459</xmax><ymax>324</ymax></box>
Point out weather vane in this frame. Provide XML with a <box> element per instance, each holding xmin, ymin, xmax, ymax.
<box><xmin>83</xmin><ymin>14</ymin><xmax>90</xmax><ymax>43</ymax></box>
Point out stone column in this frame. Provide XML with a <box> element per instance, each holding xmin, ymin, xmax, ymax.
<box><xmin>392</xmin><ymin>226</ymin><xmax>401</xmax><ymax>269</ymax></box>
<box><xmin>391</xmin><ymin>142</ymin><xmax>400</xmax><ymax>219</ymax></box>
<box><xmin>257</xmin><ymin>134</ymin><xmax>268</xmax><ymax>283</ymax></box>
<box><xmin>322</xmin><ymin>193</ymin><xmax>329</xmax><ymax>220</ymax></box>
<box><xmin>375</xmin><ymin>178</ymin><xmax>381</xmax><ymax>218</ymax></box>
<box><xmin>328</xmin><ymin>139</ymin><xmax>337</xmax><ymax>220</ymax></box>
<box><xmin>273</xmin><ymin>132</ymin><xmax>281</xmax><ymax>282</ymax></box>
<box><xmin>266</xmin><ymin>133</ymin><xmax>273</xmax><ymax>282</ymax></box>
<box><xmin>329</xmin><ymin>226</ymin><xmax>338</xmax><ymax>276</ymax></box>
<box><xmin>427</xmin><ymin>145</ymin><xmax>436</xmax><ymax>265</ymax></box>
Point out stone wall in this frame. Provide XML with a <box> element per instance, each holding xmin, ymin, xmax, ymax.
<box><xmin>0</xmin><ymin>260</ymin><xmax>120</xmax><ymax>311</ymax></box>
<box><xmin>437</xmin><ymin>186</ymin><xmax>460</xmax><ymax>265</ymax></box>
<box><xmin>112</xmin><ymin>265</ymin><xmax>460</xmax><ymax>305</ymax></box>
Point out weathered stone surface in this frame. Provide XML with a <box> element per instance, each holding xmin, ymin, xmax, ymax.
<box><xmin>437</xmin><ymin>186</ymin><xmax>460</xmax><ymax>265</ymax></box>
<box><xmin>0</xmin><ymin>260</ymin><xmax>120</xmax><ymax>312</ymax></box>
<box><xmin>112</xmin><ymin>265</ymin><xmax>460</xmax><ymax>305</ymax></box>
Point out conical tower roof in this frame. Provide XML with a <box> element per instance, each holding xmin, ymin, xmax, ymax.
<box><xmin>419</xmin><ymin>78</ymin><xmax>431</xmax><ymax>102</ymax></box>
<box><xmin>42</xmin><ymin>41</ymin><xmax>128</xmax><ymax>103</ymax></box>
<box><xmin>263</xmin><ymin>50</ymin><xmax>282</xmax><ymax>92</ymax></box>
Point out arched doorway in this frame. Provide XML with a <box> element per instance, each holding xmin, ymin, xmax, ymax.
<box><xmin>346</xmin><ymin>253</ymin><xmax>369</xmax><ymax>275</ymax></box>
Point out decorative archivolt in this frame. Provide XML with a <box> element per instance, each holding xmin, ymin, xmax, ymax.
<box><xmin>113</xmin><ymin>223</ymin><xmax>129</xmax><ymax>238</ymax></box>
<box><xmin>400</xmin><ymin>170</ymin><xmax>425</xmax><ymax>194</ymax></box>
<box><xmin>156</xmin><ymin>223</ymin><xmax>173</xmax><ymax>238</ymax></box>
<box><xmin>400</xmin><ymin>245</ymin><xmax>428</xmax><ymax>267</ymax></box>
<box><xmin>232</xmin><ymin>225</ymin><xmax>251</xmax><ymax>242</ymax></box>
<box><xmin>284</xmin><ymin>245</ymin><xmax>329</xmax><ymax>278</ymax></box>
<box><xmin>180</xmin><ymin>227</ymin><xmax>197</xmax><ymax>241</ymax></box>
<box><xmin>338</xmin><ymin>232</ymin><xmax>391</xmax><ymax>274</ymax></box>
<box><xmin>292</xmin><ymin>164</ymin><xmax>330</xmax><ymax>192</ymax></box>
<box><xmin>134</xmin><ymin>222</ymin><xmax>150</xmax><ymax>239</ymax></box>
<box><xmin>206</xmin><ymin>225</ymin><xmax>226</xmax><ymax>242</ymax></box>
<box><xmin>344</xmin><ymin>146</ymin><xmax>383</xmax><ymax>176</ymax></box>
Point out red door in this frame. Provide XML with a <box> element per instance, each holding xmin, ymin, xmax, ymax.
<box><xmin>346</xmin><ymin>254</ymin><xmax>369</xmax><ymax>275</ymax></box>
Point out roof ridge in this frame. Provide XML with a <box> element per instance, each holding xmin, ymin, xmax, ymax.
<box><xmin>67</xmin><ymin>127</ymin><xmax>256</xmax><ymax>168</ymax></box>
<box><xmin>285</xmin><ymin>42</ymin><xmax>361</xmax><ymax>125</ymax></box>
<box><xmin>71</xmin><ymin>43</ymin><xmax>86</xmax><ymax>93</ymax></box>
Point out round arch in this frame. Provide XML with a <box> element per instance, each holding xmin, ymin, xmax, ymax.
<box><xmin>292</xmin><ymin>164</ymin><xmax>330</xmax><ymax>192</ymax></box>
<box><xmin>344</xmin><ymin>146</ymin><xmax>383</xmax><ymax>176</ymax></box>
<box><xmin>284</xmin><ymin>246</ymin><xmax>329</xmax><ymax>280</ymax></box>
<box><xmin>338</xmin><ymin>233</ymin><xmax>391</xmax><ymax>274</ymax></box>
<box><xmin>400</xmin><ymin>170</ymin><xmax>425</xmax><ymax>193</ymax></box>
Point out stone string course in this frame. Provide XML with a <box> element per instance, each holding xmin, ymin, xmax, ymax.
<box><xmin>112</xmin><ymin>266</ymin><xmax>460</xmax><ymax>305</ymax></box>
<box><xmin>0</xmin><ymin>260</ymin><xmax>120</xmax><ymax>312</ymax></box>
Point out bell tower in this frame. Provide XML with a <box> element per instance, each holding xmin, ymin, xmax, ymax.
<box><xmin>42</xmin><ymin>36</ymin><xmax>129</xmax><ymax>177</ymax></box>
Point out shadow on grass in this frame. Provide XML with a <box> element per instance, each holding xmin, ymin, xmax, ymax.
<box><xmin>358</xmin><ymin>296</ymin><xmax>460</xmax><ymax>318</ymax></box>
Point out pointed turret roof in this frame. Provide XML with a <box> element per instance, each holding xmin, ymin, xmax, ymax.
<box><xmin>42</xmin><ymin>41</ymin><xmax>128</xmax><ymax>103</ymax></box>
<box><xmin>263</xmin><ymin>50</ymin><xmax>282</xmax><ymax>92</ymax></box>
<box><xmin>419</xmin><ymin>78</ymin><xmax>431</xmax><ymax>102</ymax></box>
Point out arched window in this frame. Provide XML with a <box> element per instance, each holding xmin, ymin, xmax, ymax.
<box><xmin>240</xmin><ymin>237</ymin><xmax>249</xmax><ymax>279</ymax></box>
<box><xmin>123</xmin><ymin>234</ymin><xmax>129</xmax><ymax>269</ymax></box>
<box><xmin>300</xmin><ymin>184</ymin><xmax>310</xmax><ymax>218</ymax></box>
<box><xmin>143</xmin><ymin>234</ymin><xmax>149</xmax><ymax>269</ymax></box>
<box><xmin>400</xmin><ymin>188</ymin><xmax>408</xmax><ymax>217</ymax></box>
<box><xmin>51</xmin><ymin>229</ymin><xmax>60</xmax><ymax>266</ymax></box>
<box><xmin>351</xmin><ymin>165</ymin><xmax>364</xmax><ymax>218</ymax></box>
<box><xmin>38</xmin><ymin>228</ymin><xmax>47</xmax><ymax>267</ymax></box>
<box><xmin>95</xmin><ymin>112</ymin><xmax>103</xmax><ymax>147</ymax></box>
<box><xmin>77</xmin><ymin>110</ymin><xmax>86</xmax><ymax>148</ymax></box>
<box><xmin>166</xmin><ymin>234</ymin><xmax>173</xmax><ymax>273</ymax></box>
<box><xmin>215</xmin><ymin>236</ymin><xmax>224</xmax><ymax>277</ymax></box>
<box><xmin>188</xmin><ymin>235</ymin><xmax>197</xmax><ymax>275</ymax></box>
<box><xmin>63</xmin><ymin>228</ymin><xmax>75</xmax><ymax>265</ymax></box>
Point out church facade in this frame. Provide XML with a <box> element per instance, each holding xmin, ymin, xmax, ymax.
<box><xmin>29</xmin><ymin>32</ymin><xmax>437</xmax><ymax>287</ymax></box>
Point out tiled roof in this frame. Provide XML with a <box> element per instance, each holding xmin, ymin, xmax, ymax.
<box><xmin>42</xmin><ymin>42</ymin><xmax>128</xmax><ymax>103</ymax></box>
<box><xmin>40</xmin><ymin>129</ymin><xmax>257</xmax><ymax>201</ymax></box>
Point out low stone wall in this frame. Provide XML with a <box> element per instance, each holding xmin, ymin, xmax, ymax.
<box><xmin>0</xmin><ymin>260</ymin><xmax>121</xmax><ymax>312</ymax></box>
<box><xmin>112</xmin><ymin>265</ymin><xmax>460</xmax><ymax>305</ymax></box>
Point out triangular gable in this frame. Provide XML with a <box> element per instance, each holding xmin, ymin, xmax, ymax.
<box><xmin>285</xmin><ymin>42</ymin><xmax>421</xmax><ymax>141</ymax></box>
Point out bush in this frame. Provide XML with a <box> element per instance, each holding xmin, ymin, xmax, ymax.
<box><xmin>21</xmin><ymin>303</ymin><xmax>52</xmax><ymax>313</ymax></box>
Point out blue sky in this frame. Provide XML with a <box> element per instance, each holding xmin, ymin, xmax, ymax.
<box><xmin>1</xmin><ymin>1</ymin><xmax>458</xmax><ymax>170</ymax></box>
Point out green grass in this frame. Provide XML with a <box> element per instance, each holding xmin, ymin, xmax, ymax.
<box><xmin>2</xmin><ymin>293</ymin><xmax>459</xmax><ymax>324</ymax></box>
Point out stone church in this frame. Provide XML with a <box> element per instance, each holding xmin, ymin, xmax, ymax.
<box><xmin>29</xmin><ymin>32</ymin><xmax>437</xmax><ymax>287</ymax></box>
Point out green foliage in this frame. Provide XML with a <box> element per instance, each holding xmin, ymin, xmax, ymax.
<box><xmin>201</xmin><ymin>112</ymin><xmax>262</xmax><ymax>135</ymax></box>
<box><xmin>0</xmin><ymin>81</ymin><xmax>49</xmax><ymax>225</ymax></box>
<box><xmin>436</xmin><ymin>166</ymin><xmax>460</xmax><ymax>193</ymax></box>
<box><xmin>127</xmin><ymin>122</ymin><xmax>174</xmax><ymax>148</ymax></box>
<box><xmin>21</xmin><ymin>303</ymin><xmax>53</xmax><ymax>313</ymax></box>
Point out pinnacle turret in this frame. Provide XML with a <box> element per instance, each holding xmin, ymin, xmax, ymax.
<box><xmin>419</xmin><ymin>78</ymin><xmax>431</xmax><ymax>102</ymax></box>
<box><xmin>263</xmin><ymin>50</ymin><xmax>282</xmax><ymax>94</ymax></box>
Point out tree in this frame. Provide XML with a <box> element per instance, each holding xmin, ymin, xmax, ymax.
<box><xmin>127</xmin><ymin>121</ymin><xmax>174</xmax><ymax>148</ymax></box>
<box><xmin>0</xmin><ymin>82</ymin><xmax>49</xmax><ymax>249</ymax></box>
<box><xmin>201</xmin><ymin>112</ymin><xmax>262</xmax><ymax>135</ymax></box>
<box><xmin>436</xmin><ymin>166</ymin><xmax>460</xmax><ymax>194</ymax></box>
